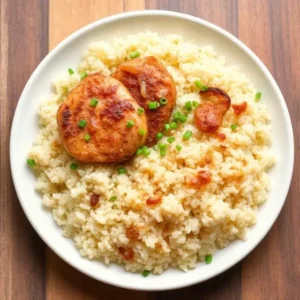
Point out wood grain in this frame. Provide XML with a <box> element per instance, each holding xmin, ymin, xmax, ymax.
<box><xmin>1</xmin><ymin>0</ymin><xmax>299</xmax><ymax>299</ymax></box>
<box><xmin>0</xmin><ymin>0</ymin><xmax>48</xmax><ymax>300</ymax></box>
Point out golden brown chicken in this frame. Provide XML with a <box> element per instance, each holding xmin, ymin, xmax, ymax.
<box><xmin>194</xmin><ymin>87</ymin><xmax>231</xmax><ymax>133</ymax></box>
<box><xmin>113</xmin><ymin>56</ymin><xmax>176</xmax><ymax>146</ymax></box>
<box><xmin>57</xmin><ymin>72</ymin><xmax>147</xmax><ymax>163</ymax></box>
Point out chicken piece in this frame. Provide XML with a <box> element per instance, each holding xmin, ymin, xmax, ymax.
<box><xmin>194</xmin><ymin>87</ymin><xmax>231</xmax><ymax>133</ymax></box>
<box><xmin>113</xmin><ymin>56</ymin><xmax>176</xmax><ymax>146</ymax></box>
<box><xmin>57</xmin><ymin>73</ymin><xmax>147</xmax><ymax>163</ymax></box>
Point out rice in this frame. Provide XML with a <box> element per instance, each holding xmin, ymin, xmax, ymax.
<box><xmin>28</xmin><ymin>32</ymin><xmax>275</xmax><ymax>274</ymax></box>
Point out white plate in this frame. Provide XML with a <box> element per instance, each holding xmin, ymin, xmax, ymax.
<box><xmin>10</xmin><ymin>11</ymin><xmax>294</xmax><ymax>291</ymax></box>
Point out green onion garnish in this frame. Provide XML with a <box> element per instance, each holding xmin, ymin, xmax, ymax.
<box><xmin>231</xmin><ymin>124</ymin><xmax>237</xmax><ymax>131</ymax></box>
<box><xmin>205</xmin><ymin>254</ymin><xmax>213</xmax><ymax>264</ymax></box>
<box><xmin>80</xmin><ymin>72</ymin><xmax>87</xmax><ymax>80</ymax></box>
<box><xmin>164</xmin><ymin>123</ymin><xmax>171</xmax><ymax>131</ymax></box>
<box><xmin>159</xmin><ymin>143</ymin><xmax>167</xmax><ymax>157</ymax></box>
<box><xmin>170</xmin><ymin>122</ymin><xmax>178</xmax><ymax>129</ymax></box>
<box><xmin>255</xmin><ymin>92</ymin><xmax>262</xmax><ymax>102</ymax></box>
<box><xmin>194</xmin><ymin>80</ymin><xmax>208</xmax><ymax>91</ymax></box>
<box><xmin>173</xmin><ymin>112</ymin><xmax>187</xmax><ymax>123</ymax></box>
<box><xmin>148</xmin><ymin>101</ymin><xmax>159</xmax><ymax>110</ymax></box>
<box><xmin>68</xmin><ymin>68</ymin><xmax>74</xmax><ymax>75</ymax></box>
<box><xmin>138</xmin><ymin>129</ymin><xmax>146</xmax><ymax>136</ymax></box>
<box><xmin>159</xmin><ymin>98</ymin><xmax>168</xmax><ymax>106</ymax></box>
<box><xmin>130</xmin><ymin>51</ymin><xmax>140</xmax><ymax>58</ymax></box>
<box><xmin>78</xmin><ymin>119</ymin><xmax>87</xmax><ymax>128</ymax></box>
<box><xmin>70</xmin><ymin>163</ymin><xmax>78</xmax><ymax>170</ymax></box>
<box><xmin>142</xmin><ymin>270</ymin><xmax>151</xmax><ymax>277</ymax></box>
<box><xmin>184</xmin><ymin>101</ymin><xmax>192</xmax><ymax>112</ymax></box>
<box><xmin>137</xmin><ymin>107</ymin><xmax>145</xmax><ymax>115</ymax></box>
<box><xmin>126</xmin><ymin>120</ymin><xmax>135</xmax><ymax>128</ymax></box>
<box><xmin>192</xmin><ymin>101</ymin><xmax>199</xmax><ymax>108</ymax></box>
<box><xmin>90</xmin><ymin>98</ymin><xmax>98</xmax><ymax>107</ymax></box>
<box><xmin>156</xmin><ymin>133</ymin><xmax>163</xmax><ymax>140</ymax></box>
<box><xmin>110</xmin><ymin>196</ymin><xmax>117</xmax><ymax>202</ymax></box>
<box><xmin>194</xmin><ymin>80</ymin><xmax>202</xmax><ymax>88</ymax></box>
<box><xmin>136</xmin><ymin>148</ymin><xmax>143</xmax><ymax>155</ymax></box>
<box><xmin>118</xmin><ymin>167</ymin><xmax>127</xmax><ymax>175</ymax></box>
<box><xmin>84</xmin><ymin>134</ymin><xmax>91</xmax><ymax>142</ymax></box>
<box><xmin>175</xmin><ymin>144</ymin><xmax>182</xmax><ymax>152</ymax></box>
<box><xmin>136</xmin><ymin>145</ymin><xmax>150</xmax><ymax>156</ymax></box>
<box><xmin>27</xmin><ymin>159</ymin><xmax>36</xmax><ymax>167</ymax></box>
<box><xmin>62</xmin><ymin>86</ymin><xmax>68</xmax><ymax>94</ymax></box>
<box><xmin>142</xmin><ymin>146</ymin><xmax>150</xmax><ymax>156</ymax></box>
<box><xmin>167</xmin><ymin>137</ymin><xmax>175</xmax><ymax>144</ymax></box>
<box><xmin>183</xmin><ymin>130</ymin><xmax>192</xmax><ymax>140</ymax></box>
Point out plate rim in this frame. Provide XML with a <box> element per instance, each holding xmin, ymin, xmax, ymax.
<box><xmin>10</xmin><ymin>10</ymin><xmax>294</xmax><ymax>291</ymax></box>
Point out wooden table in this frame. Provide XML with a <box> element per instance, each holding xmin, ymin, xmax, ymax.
<box><xmin>1</xmin><ymin>0</ymin><xmax>299</xmax><ymax>299</ymax></box>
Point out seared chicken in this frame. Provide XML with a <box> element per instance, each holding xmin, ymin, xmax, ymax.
<box><xmin>57</xmin><ymin>73</ymin><xmax>147</xmax><ymax>163</ymax></box>
<box><xmin>113</xmin><ymin>56</ymin><xmax>176</xmax><ymax>146</ymax></box>
<box><xmin>194</xmin><ymin>87</ymin><xmax>231</xmax><ymax>133</ymax></box>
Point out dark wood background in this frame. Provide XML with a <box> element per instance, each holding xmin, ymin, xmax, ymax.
<box><xmin>1</xmin><ymin>0</ymin><xmax>299</xmax><ymax>299</ymax></box>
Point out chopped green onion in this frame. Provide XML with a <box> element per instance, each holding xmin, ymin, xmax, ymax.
<box><xmin>138</xmin><ymin>129</ymin><xmax>146</xmax><ymax>136</ymax></box>
<box><xmin>192</xmin><ymin>101</ymin><xmax>199</xmax><ymax>108</ymax></box>
<box><xmin>136</xmin><ymin>148</ymin><xmax>143</xmax><ymax>155</ymax></box>
<box><xmin>202</xmin><ymin>85</ymin><xmax>208</xmax><ymax>91</ymax></box>
<box><xmin>142</xmin><ymin>146</ymin><xmax>150</xmax><ymax>156</ymax></box>
<box><xmin>205</xmin><ymin>254</ymin><xmax>213</xmax><ymax>264</ymax></box>
<box><xmin>159</xmin><ymin>98</ymin><xmax>168</xmax><ymax>106</ymax></box>
<box><xmin>70</xmin><ymin>163</ymin><xmax>78</xmax><ymax>170</ymax></box>
<box><xmin>164</xmin><ymin>123</ymin><xmax>171</xmax><ymax>131</ymax></box>
<box><xmin>153</xmin><ymin>145</ymin><xmax>158</xmax><ymax>151</ymax></box>
<box><xmin>194</xmin><ymin>80</ymin><xmax>202</xmax><ymax>88</ymax></box>
<box><xmin>137</xmin><ymin>107</ymin><xmax>145</xmax><ymax>115</ymax></box>
<box><xmin>255</xmin><ymin>92</ymin><xmax>262</xmax><ymax>102</ymax></box>
<box><xmin>170</xmin><ymin>122</ymin><xmax>178</xmax><ymax>129</ymax></box>
<box><xmin>137</xmin><ymin>145</ymin><xmax>150</xmax><ymax>156</ymax></box>
<box><xmin>78</xmin><ymin>119</ymin><xmax>87</xmax><ymax>128</ymax></box>
<box><xmin>176</xmin><ymin>144</ymin><xmax>182</xmax><ymax>152</ymax></box>
<box><xmin>173</xmin><ymin>111</ymin><xmax>187</xmax><ymax>123</ymax></box>
<box><xmin>126</xmin><ymin>120</ymin><xmax>135</xmax><ymax>128</ymax></box>
<box><xmin>27</xmin><ymin>159</ymin><xmax>36</xmax><ymax>167</ymax></box>
<box><xmin>231</xmin><ymin>124</ymin><xmax>237</xmax><ymax>131</ymax></box>
<box><xmin>84</xmin><ymin>134</ymin><xmax>91</xmax><ymax>142</ymax></box>
<box><xmin>183</xmin><ymin>130</ymin><xmax>192</xmax><ymax>140</ymax></box>
<box><xmin>148</xmin><ymin>101</ymin><xmax>159</xmax><ymax>110</ymax></box>
<box><xmin>62</xmin><ymin>86</ymin><xmax>68</xmax><ymax>94</ymax></box>
<box><xmin>184</xmin><ymin>101</ymin><xmax>192</xmax><ymax>112</ymax></box>
<box><xmin>159</xmin><ymin>143</ymin><xmax>167</xmax><ymax>157</ymax></box>
<box><xmin>130</xmin><ymin>51</ymin><xmax>140</xmax><ymax>58</ymax></box>
<box><xmin>156</xmin><ymin>132</ymin><xmax>163</xmax><ymax>140</ymax></box>
<box><xmin>68</xmin><ymin>68</ymin><xmax>74</xmax><ymax>75</ymax></box>
<box><xmin>80</xmin><ymin>72</ymin><xmax>87</xmax><ymax>80</ymax></box>
<box><xmin>110</xmin><ymin>196</ymin><xmax>117</xmax><ymax>202</ymax></box>
<box><xmin>118</xmin><ymin>167</ymin><xmax>127</xmax><ymax>175</ymax></box>
<box><xmin>167</xmin><ymin>137</ymin><xmax>175</xmax><ymax>144</ymax></box>
<box><xmin>142</xmin><ymin>270</ymin><xmax>151</xmax><ymax>277</ymax></box>
<box><xmin>90</xmin><ymin>98</ymin><xmax>98</xmax><ymax>107</ymax></box>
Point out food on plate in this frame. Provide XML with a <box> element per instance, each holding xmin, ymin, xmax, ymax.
<box><xmin>113</xmin><ymin>56</ymin><xmax>176</xmax><ymax>146</ymax></box>
<box><xmin>56</xmin><ymin>73</ymin><xmax>147</xmax><ymax>163</ymax></box>
<box><xmin>194</xmin><ymin>87</ymin><xmax>231</xmax><ymax>133</ymax></box>
<box><xmin>27</xmin><ymin>32</ymin><xmax>274</xmax><ymax>275</ymax></box>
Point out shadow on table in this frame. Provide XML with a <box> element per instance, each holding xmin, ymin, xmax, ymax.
<box><xmin>48</xmin><ymin>248</ymin><xmax>241</xmax><ymax>300</ymax></box>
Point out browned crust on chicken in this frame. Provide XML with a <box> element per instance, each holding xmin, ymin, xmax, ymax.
<box><xmin>113</xmin><ymin>56</ymin><xmax>177</xmax><ymax>146</ymax></box>
<box><xmin>194</xmin><ymin>87</ymin><xmax>231</xmax><ymax>133</ymax></box>
<box><xmin>57</xmin><ymin>72</ymin><xmax>147</xmax><ymax>163</ymax></box>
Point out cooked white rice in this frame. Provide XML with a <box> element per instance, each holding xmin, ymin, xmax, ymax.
<box><xmin>29</xmin><ymin>32</ymin><xmax>275</xmax><ymax>274</ymax></box>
